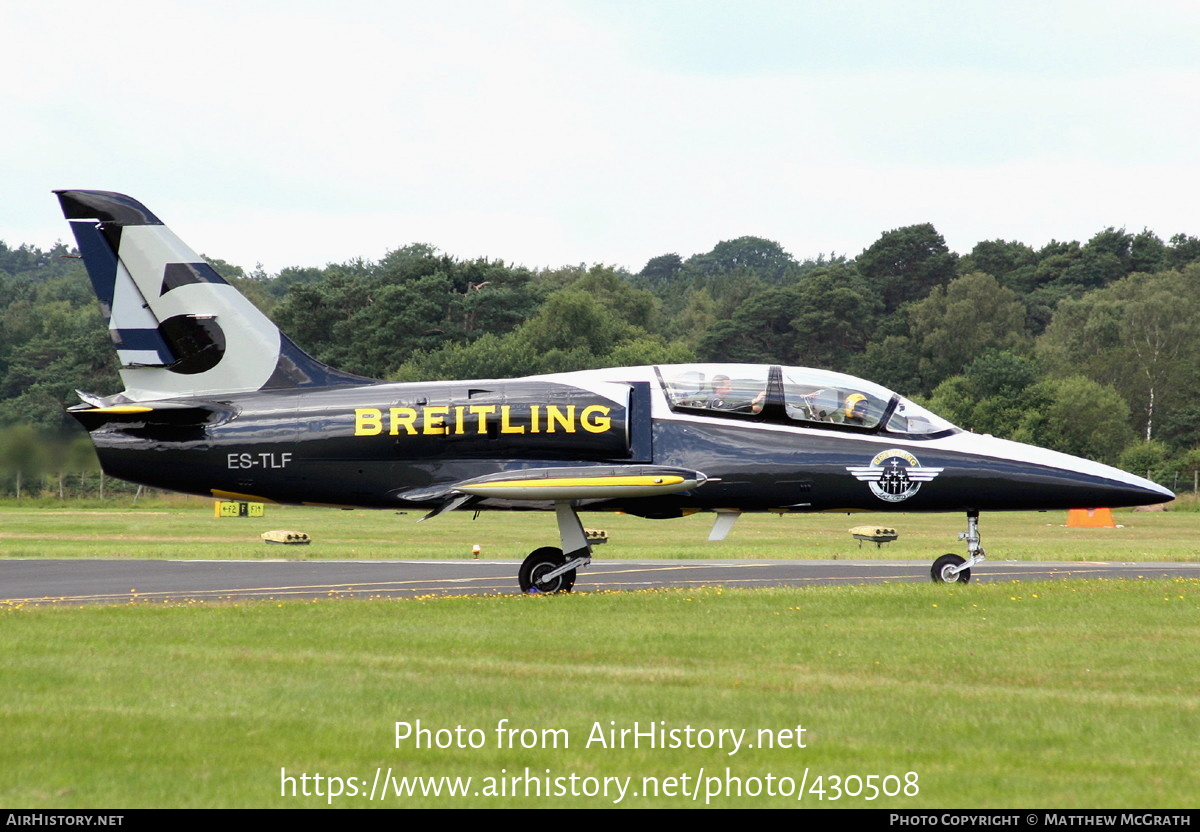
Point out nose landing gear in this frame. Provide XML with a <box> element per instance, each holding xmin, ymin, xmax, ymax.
<box><xmin>931</xmin><ymin>510</ymin><xmax>985</xmax><ymax>584</ymax></box>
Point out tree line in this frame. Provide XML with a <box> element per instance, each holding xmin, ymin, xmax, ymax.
<box><xmin>2</xmin><ymin>221</ymin><xmax>1199</xmax><ymax>496</ymax></box>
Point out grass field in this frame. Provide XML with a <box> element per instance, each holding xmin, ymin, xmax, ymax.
<box><xmin>0</xmin><ymin>500</ymin><xmax>1194</xmax><ymax>563</ymax></box>
<box><xmin>0</xmin><ymin>501</ymin><xmax>1196</xmax><ymax>809</ymax></box>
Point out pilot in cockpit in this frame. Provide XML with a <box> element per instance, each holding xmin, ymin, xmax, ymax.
<box><xmin>844</xmin><ymin>392</ymin><xmax>870</xmax><ymax>425</ymax></box>
<box><xmin>708</xmin><ymin>375</ymin><xmax>766</xmax><ymax>414</ymax></box>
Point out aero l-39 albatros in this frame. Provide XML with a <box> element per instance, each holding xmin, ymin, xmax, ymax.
<box><xmin>55</xmin><ymin>190</ymin><xmax>1173</xmax><ymax>592</ymax></box>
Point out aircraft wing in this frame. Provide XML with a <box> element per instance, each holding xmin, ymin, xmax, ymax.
<box><xmin>406</xmin><ymin>465</ymin><xmax>711</xmax><ymax>518</ymax></box>
<box><xmin>451</xmin><ymin>465</ymin><xmax>710</xmax><ymax>500</ymax></box>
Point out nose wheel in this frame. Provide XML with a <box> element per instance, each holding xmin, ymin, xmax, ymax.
<box><xmin>930</xmin><ymin>511</ymin><xmax>984</xmax><ymax>584</ymax></box>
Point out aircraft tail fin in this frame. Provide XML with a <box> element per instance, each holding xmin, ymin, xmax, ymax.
<box><xmin>55</xmin><ymin>190</ymin><xmax>370</xmax><ymax>401</ymax></box>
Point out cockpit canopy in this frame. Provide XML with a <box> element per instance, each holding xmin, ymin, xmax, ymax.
<box><xmin>657</xmin><ymin>364</ymin><xmax>958</xmax><ymax>438</ymax></box>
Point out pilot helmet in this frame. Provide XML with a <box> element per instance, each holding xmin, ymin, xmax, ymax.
<box><xmin>844</xmin><ymin>393</ymin><xmax>869</xmax><ymax>420</ymax></box>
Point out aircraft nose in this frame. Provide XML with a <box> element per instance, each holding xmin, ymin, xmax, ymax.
<box><xmin>1076</xmin><ymin>458</ymin><xmax>1174</xmax><ymax>508</ymax></box>
<box><xmin>1065</xmin><ymin>463</ymin><xmax>1173</xmax><ymax>509</ymax></box>
<box><xmin>1035</xmin><ymin>459</ymin><xmax>1174</xmax><ymax>510</ymax></box>
<box><xmin>1119</xmin><ymin>476</ymin><xmax>1174</xmax><ymax>506</ymax></box>
<box><xmin>936</xmin><ymin>432</ymin><xmax>1175</xmax><ymax>510</ymax></box>
<box><xmin>1032</xmin><ymin>469</ymin><xmax>1172</xmax><ymax>511</ymax></box>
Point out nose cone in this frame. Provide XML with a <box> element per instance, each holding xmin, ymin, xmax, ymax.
<box><xmin>936</xmin><ymin>432</ymin><xmax>1174</xmax><ymax>510</ymax></box>
<box><xmin>1092</xmin><ymin>473</ymin><xmax>1175</xmax><ymax>508</ymax></box>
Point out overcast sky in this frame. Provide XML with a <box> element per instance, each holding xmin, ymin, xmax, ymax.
<box><xmin>3</xmin><ymin>1</ymin><xmax>1198</xmax><ymax>274</ymax></box>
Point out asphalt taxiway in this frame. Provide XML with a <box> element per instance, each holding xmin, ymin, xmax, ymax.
<box><xmin>2</xmin><ymin>558</ymin><xmax>1198</xmax><ymax>605</ymax></box>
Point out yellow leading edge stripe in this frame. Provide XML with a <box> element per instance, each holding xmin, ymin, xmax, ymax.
<box><xmin>477</xmin><ymin>475</ymin><xmax>685</xmax><ymax>489</ymax></box>
<box><xmin>82</xmin><ymin>406</ymin><xmax>154</xmax><ymax>413</ymax></box>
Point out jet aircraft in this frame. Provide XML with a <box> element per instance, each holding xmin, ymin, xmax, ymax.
<box><xmin>55</xmin><ymin>190</ymin><xmax>1173</xmax><ymax>591</ymax></box>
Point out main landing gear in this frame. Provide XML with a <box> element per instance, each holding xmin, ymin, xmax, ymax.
<box><xmin>930</xmin><ymin>510</ymin><xmax>986</xmax><ymax>584</ymax></box>
<box><xmin>518</xmin><ymin>501</ymin><xmax>592</xmax><ymax>594</ymax></box>
<box><xmin>518</xmin><ymin>505</ymin><xmax>989</xmax><ymax>591</ymax></box>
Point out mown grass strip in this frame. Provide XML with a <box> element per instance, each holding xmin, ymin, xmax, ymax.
<box><xmin>0</xmin><ymin>504</ymin><xmax>1194</xmax><ymax>562</ymax></box>
<box><xmin>1</xmin><ymin>579</ymin><xmax>1197</xmax><ymax>808</ymax></box>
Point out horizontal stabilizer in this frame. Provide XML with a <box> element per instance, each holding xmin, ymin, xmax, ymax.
<box><xmin>68</xmin><ymin>400</ymin><xmax>231</xmax><ymax>431</ymax></box>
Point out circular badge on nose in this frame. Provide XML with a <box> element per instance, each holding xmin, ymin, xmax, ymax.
<box><xmin>846</xmin><ymin>449</ymin><xmax>943</xmax><ymax>503</ymax></box>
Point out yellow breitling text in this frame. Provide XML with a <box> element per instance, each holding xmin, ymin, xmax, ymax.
<box><xmin>353</xmin><ymin>404</ymin><xmax>612</xmax><ymax>437</ymax></box>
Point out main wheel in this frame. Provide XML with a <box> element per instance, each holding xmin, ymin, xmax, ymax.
<box><xmin>931</xmin><ymin>553</ymin><xmax>971</xmax><ymax>584</ymax></box>
<box><xmin>519</xmin><ymin>547</ymin><xmax>575</xmax><ymax>594</ymax></box>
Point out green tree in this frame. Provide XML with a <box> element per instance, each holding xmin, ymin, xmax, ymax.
<box><xmin>1083</xmin><ymin>227</ymin><xmax>1133</xmax><ymax>268</ymax></box>
<box><xmin>787</xmin><ymin>265</ymin><xmax>881</xmax><ymax>369</ymax></box>
<box><xmin>1012</xmin><ymin>376</ymin><xmax>1133</xmax><ymax>463</ymax></box>
<box><xmin>905</xmin><ymin>273</ymin><xmax>1028</xmax><ymax>393</ymax></box>
<box><xmin>671</xmin><ymin>288</ymin><xmax>718</xmax><ymax>347</ymax></box>
<box><xmin>958</xmin><ymin>239</ymin><xmax>1036</xmax><ymax>286</ymax></box>
<box><xmin>67</xmin><ymin>435</ymin><xmax>101</xmax><ymax>497</ymax></box>
<box><xmin>922</xmin><ymin>375</ymin><xmax>978</xmax><ymax>429</ymax></box>
<box><xmin>636</xmin><ymin>253</ymin><xmax>685</xmax><ymax>293</ymax></box>
<box><xmin>568</xmin><ymin>266</ymin><xmax>659</xmax><ymax>332</ymax></box>
<box><xmin>269</xmin><ymin>247</ymin><xmax>543</xmax><ymax>378</ymax></box>
<box><xmin>520</xmin><ymin>290</ymin><xmax>629</xmax><ymax>356</ymax></box>
<box><xmin>0</xmin><ymin>297</ymin><xmax>119</xmax><ymax>432</ymax></box>
<box><xmin>1167</xmin><ymin>234</ymin><xmax>1200</xmax><ymax>269</ymax></box>
<box><xmin>695</xmin><ymin>286</ymin><xmax>802</xmax><ymax>365</ymax></box>
<box><xmin>856</xmin><ymin>223</ymin><xmax>958</xmax><ymax>314</ymax></box>
<box><xmin>391</xmin><ymin>333</ymin><xmax>541</xmax><ymax>382</ymax></box>
<box><xmin>0</xmin><ymin>424</ymin><xmax>46</xmax><ymax>497</ymax></box>
<box><xmin>1038</xmin><ymin>268</ymin><xmax>1200</xmax><ymax>441</ymax></box>
<box><xmin>693</xmin><ymin>264</ymin><xmax>879</xmax><ymax>371</ymax></box>
<box><xmin>686</xmin><ymin>236</ymin><xmax>796</xmax><ymax>282</ymax></box>
<box><xmin>605</xmin><ymin>337</ymin><xmax>695</xmax><ymax>368</ymax></box>
<box><xmin>1130</xmin><ymin>230</ymin><xmax>1167</xmax><ymax>274</ymax></box>
<box><xmin>1118</xmin><ymin>440</ymin><xmax>1171</xmax><ymax>480</ymax></box>
<box><xmin>848</xmin><ymin>334</ymin><xmax>923</xmax><ymax>397</ymax></box>
<box><xmin>1059</xmin><ymin>251</ymin><xmax>1125</xmax><ymax>290</ymax></box>
<box><xmin>924</xmin><ymin>350</ymin><xmax>1042</xmax><ymax>438</ymax></box>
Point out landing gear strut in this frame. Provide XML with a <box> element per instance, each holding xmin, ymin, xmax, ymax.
<box><xmin>518</xmin><ymin>501</ymin><xmax>592</xmax><ymax>593</ymax></box>
<box><xmin>931</xmin><ymin>510</ymin><xmax>985</xmax><ymax>584</ymax></box>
